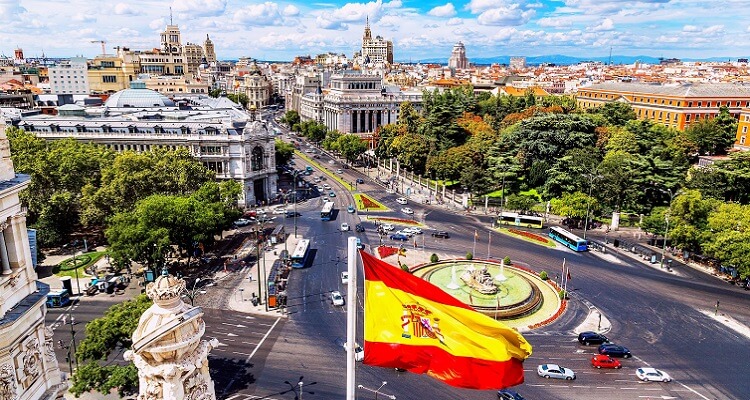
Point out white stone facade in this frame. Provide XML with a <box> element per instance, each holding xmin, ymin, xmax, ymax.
<box><xmin>448</xmin><ymin>42</ymin><xmax>469</xmax><ymax>70</ymax></box>
<box><xmin>0</xmin><ymin>126</ymin><xmax>64</xmax><ymax>400</ymax></box>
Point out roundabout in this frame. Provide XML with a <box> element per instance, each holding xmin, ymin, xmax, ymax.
<box><xmin>410</xmin><ymin>259</ymin><xmax>563</xmax><ymax>331</ymax></box>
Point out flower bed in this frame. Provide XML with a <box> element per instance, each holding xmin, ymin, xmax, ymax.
<box><xmin>377</xmin><ymin>246</ymin><xmax>399</xmax><ymax>259</ymax></box>
<box><xmin>372</xmin><ymin>217</ymin><xmax>420</xmax><ymax>226</ymax></box>
<box><xmin>355</xmin><ymin>193</ymin><xmax>388</xmax><ymax>211</ymax></box>
<box><xmin>507</xmin><ymin>228</ymin><xmax>552</xmax><ymax>244</ymax></box>
<box><xmin>528</xmin><ymin>299</ymin><xmax>567</xmax><ymax>330</ymax></box>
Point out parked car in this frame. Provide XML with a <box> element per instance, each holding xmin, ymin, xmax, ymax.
<box><xmin>537</xmin><ymin>364</ymin><xmax>576</xmax><ymax>380</ymax></box>
<box><xmin>355</xmin><ymin>224</ymin><xmax>365</xmax><ymax>232</ymax></box>
<box><xmin>401</xmin><ymin>207</ymin><xmax>414</xmax><ymax>215</ymax></box>
<box><xmin>356</xmin><ymin>178</ymin><xmax>365</xmax><ymax>184</ymax></box>
<box><xmin>381</xmin><ymin>223</ymin><xmax>395</xmax><ymax>231</ymax></box>
<box><xmin>636</xmin><ymin>367</ymin><xmax>672</xmax><ymax>382</ymax></box>
<box><xmin>396</xmin><ymin>197</ymin><xmax>408</xmax><ymax>205</ymax></box>
<box><xmin>578</xmin><ymin>331</ymin><xmax>610</xmax><ymax>345</ymax></box>
<box><xmin>591</xmin><ymin>354</ymin><xmax>622</xmax><ymax>369</ymax></box>
<box><xmin>233</xmin><ymin>218</ymin><xmax>253</xmax><ymax>227</ymax></box>
<box><xmin>341</xmin><ymin>271</ymin><xmax>349</xmax><ymax>284</ymax></box>
<box><xmin>598</xmin><ymin>343</ymin><xmax>632</xmax><ymax>358</ymax></box>
<box><xmin>431</xmin><ymin>231</ymin><xmax>450</xmax><ymax>238</ymax></box>
<box><xmin>497</xmin><ymin>389</ymin><xmax>525</xmax><ymax>400</ymax></box>
<box><xmin>341</xmin><ymin>223</ymin><xmax>350</xmax><ymax>231</ymax></box>
<box><xmin>331</xmin><ymin>291</ymin><xmax>345</xmax><ymax>306</ymax></box>
<box><xmin>390</xmin><ymin>233</ymin><xmax>409</xmax><ymax>241</ymax></box>
<box><xmin>347</xmin><ymin>205</ymin><xmax>355</xmax><ymax>213</ymax></box>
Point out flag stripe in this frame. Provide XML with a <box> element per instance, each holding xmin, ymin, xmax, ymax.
<box><xmin>364</xmin><ymin>341</ymin><xmax>525</xmax><ymax>390</ymax></box>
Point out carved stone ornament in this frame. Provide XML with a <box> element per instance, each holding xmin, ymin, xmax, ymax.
<box><xmin>16</xmin><ymin>337</ymin><xmax>42</xmax><ymax>389</ymax></box>
<box><xmin>43</xmin><ymin>326</ymin><xmax>57</xmax><ymax>363</ymax></box>
<box><xmin>0</xmin><ymin>363</ymin><xmax>18</xmax><ymax>400</ymax></box>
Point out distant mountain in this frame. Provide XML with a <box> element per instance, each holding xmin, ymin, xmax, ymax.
<box><xmin>407</xmin><ymin>54</ymin><xmax>743</xmax><ymax>66</ymax></box>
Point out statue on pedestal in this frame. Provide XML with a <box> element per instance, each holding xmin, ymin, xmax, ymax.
<box><xmin>125</xmin><ymin>269</ymin><xmax>219</xmax><ymax>400</ymax></box>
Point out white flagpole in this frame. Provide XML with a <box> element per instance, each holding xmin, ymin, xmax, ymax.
<box><xmin>562</xmin><ymin>258</ymin><xmax>568</xmax><ymax>295</ymax></box>
<box><xmin>487</xmin><ymin>230</ymin><xmax>491</xmax><ymax>260</ymax></box>
<box><xmin>346</xmin><ymin>237</ymin><xmax>358</xmax><ymax>400</ymax></box>
<box><xmin>561</xmin><ymin>258</ymin><xmax>567</xmax><ymax>292</ymax></box>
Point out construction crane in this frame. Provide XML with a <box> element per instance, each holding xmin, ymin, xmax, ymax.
<box><xmin>90</xmin><ymin>40</ymin><xmax>106</xmax><ymax>56</ymax></box>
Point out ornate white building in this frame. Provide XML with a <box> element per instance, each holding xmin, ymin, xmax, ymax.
<box><xmin>0</xmin><ymin>126</ymin><xmax>65</xmax><ymax>400</ymax></box>
<box><xmin>232</xmin><ymin>62</ymin><xmax>273</xmax><ymax>110</ymax></box>
<box><xmin>448</xmin><ymin>42</ymin><xmax>469</xmax><ymax>70</ymax></box>
<box><xmin>16</xmin><ymin>83</ymin><xmax>277</xmax><ymax>208</ymax></box>
<box><xmin>361</xmin><ymin>18</ymin><xmax>393</xmax><ymax>65</ymax></box>
<box><xmin>125</xmin><ymin>270</ymin><xmax>218</xmax><ymax>400</ymax></box>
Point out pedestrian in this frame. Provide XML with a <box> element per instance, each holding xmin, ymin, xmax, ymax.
<box><xmin>57</xmin><ymin>339</ymin><xmax>63</xmax><ymax>349</ymax></box>
<box><xmin>61</xmin><ymin>315</ymin><xmax>67</xmax><ymax>325</ymax></box>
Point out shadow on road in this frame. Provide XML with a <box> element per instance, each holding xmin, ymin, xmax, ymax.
<box><xmin>210</xmin><ymin>356</ymin><xmax>256</xmax><ymax>397</ymax></box>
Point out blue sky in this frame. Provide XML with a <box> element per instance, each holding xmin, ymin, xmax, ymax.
<box><xmin>0</xmin><ymin>0</ymin><xmax>747</xmax><ymax>62</ymax></box>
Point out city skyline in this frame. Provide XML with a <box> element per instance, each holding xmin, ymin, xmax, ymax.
<box><xmin>1</xmin><ymin>0</ymin><xmax>749</xmax><ymax>62</ymax></box>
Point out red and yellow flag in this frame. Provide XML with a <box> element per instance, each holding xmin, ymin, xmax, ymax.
<box><xmin>361</xmin><ymin>251</ymin><xmax>532</xmax><ymax>390</ymax></box>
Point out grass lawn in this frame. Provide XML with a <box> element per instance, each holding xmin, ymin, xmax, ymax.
<box><xmin>295</xmin><ymin>151</ymin><xmax>355</xmax><ymax>191</ymax></box>
<box><xmin>53</xmin><ymin>251</ymin><xmax>107</xmax><ymax>278</ymax></box>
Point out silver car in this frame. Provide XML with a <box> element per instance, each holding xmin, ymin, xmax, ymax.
<box><xmin>537</xmin><ymin>364</ymin><xmax>576</xmax><ymax>380</ymax></box>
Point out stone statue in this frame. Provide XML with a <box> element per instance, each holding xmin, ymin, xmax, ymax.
<box><xmin>125</xmin><ymin>269</ymin><xmax>218</xmax><ymax>400</ymax></box>
<box><xmin>460</xmin><ymin>265</ymin><xmax>498</xmax><ymax>294</ymax></box>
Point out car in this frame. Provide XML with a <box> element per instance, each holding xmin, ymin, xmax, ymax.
<box><xmin>404</xmin><ymin>227</ymin><xmax>423</xmax><ymax>235</ymax></box>
<box><xmin>598</xmin><ymin>343</ymin><xmax>632</xmax><ymax>358</ymax></box>
<box><xmin>272</xmin><ymin>207</ymin><xmax>287</xmax><ymax>215</ymax></box>
<box><xmin>382</xmin><ymin>223</ymin><xmax>395</xmax><ymax>231</ymax></box>
<box><xmin>401</xmin><ymin>207</ymin><xmax>414</xmax><ymax>215</ymax></box>
<box><xmin>431</xmin><ymin>231</ymin><xmax>450</xmax><ymax>238</ymax></box>
<box><xmin>356</xmin><ymin>237</ymin><xmax>365</xmax><ymax>249</ymax></box>
<box><xmin>341</xmin><ymin>223</ymin><xmax>350</xmax><ymax>231</ymax></box>
<box><xmin>537</xmin><ymin>364</ymin><xmax>576</xmax><ymax>380</ymax></box>
<box><xmin>319</xmin><ymin>175</ymin><xmax>327</xmax><ymax>181</ymax></box>
<box><xmin>233</xmin><ymin>218</ymin><xmax>253</xmax><ymax>227</ymax></box>
<box><xmin>396</xmin><ymin>197</ymin><xmax>408</xmax><ymax>205</ymax></box>
<box><xmin>313</xmin><ymin>154</ymin><xmax>320</xmax><ymax>159</ymax></box>
<box><xmin>355</xmin><ymin>224</ymin><xmax>365</xmax><ymax>232</ymax></box>
<box><xmin>329</xmin><ymin>191</ymin><xmax>336</xmax><ymax>197</ymax></box>
<box><xmin>347</xmin><ymin>205</ymin><xmax>355</xmax><ymax>213</ymax></box>
<box><xmin>328</xmin><ymin>160</ymin><xmax>336</xmax><ymax>165</ymax></box>
<box><xmin>356</xmin><ymin>178</ymin><xmax>365</xmax><ymax>184</ymax></box>
<box><xmin>590</xmin><ymin>354</ymin><xmax>622</xmax><ymax>369</ymax></box>
<box><xmin>336</xmin><ymin>169</ymin><xmax>343</xmax><ymax>174</ymax></box>
<box><xmin>341</xmin><ymin>271</ymin><xmax>349</xmax><ymax>284</ymax></box>
<box><xmin>331</xmin><ymin>291</ymin><xmax>345</xmax><ymax>306</ymax></box>
<box><xmin>343</xmin><ymin>342</ymin><xmax>364</xmax><ymax>362</ymax></box>
<box><xmin>285</xmin><ymin>211</ymin><xmax>301</xmax><ymax>218</ymax></box>
<box><xmin>497</xmin><ymin>389</ymin><xmax>526</xmax><ymax>400</ymax></box>
<box><xmin>578</xmin><ymin>331</ymin><xmax>610</xmax><ymax>345</ymax></box>
<box><xmin>636</xmin><ymin>367</ymin><xmax>672</xmax><ymax>382</ymax></box>
<box><xmin>390</xmin><ymin>233</ymin><xmax>409</xmax><ymax>241</ymax></box>
<box><xmin>305</xmin><ymin>149</ymin><xmax>313</xmax><ymax>153</ymax></box>
<box><xmin>322</xmin><ymin>183</ymin><xmax>331</xmax><ymax>190</ymax></box>
<box><xmin>314</xmin><ymin>177</ymin><xmax>321</xmax><ymax>183</ymax></box>
<box><xmin>396</xmin><ymin>229</ymin><xmax>413</xmax><ymax>237</ymax></box>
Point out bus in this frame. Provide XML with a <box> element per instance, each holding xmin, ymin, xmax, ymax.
<box><xmin>549</xmin><ymin>226</ymin><xmax>588</xmax><ymax>251</ymax></box>
<box><xmin>496</xmin><ymin>212</ymin><xmax>544</xmax><ymax>229</ymax></box>
<box><xmin>46</xmin><ymin>289</ymin><xmax>71</xmax><ymax>308</ymax></box>
<box><xmin>291</xmin><ymin>239</ymin><xmax>311</xmax><ymax>268</ymax></box>
<box><xmin>321</xmin><ymin>201</ymin><xmax>335</xmax><ymax>221</ymax></box>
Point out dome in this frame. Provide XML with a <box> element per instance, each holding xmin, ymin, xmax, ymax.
<box><xmin>104</xmin><ymin>87</ymin><xmax>176</xmax><ymax>108</ymax></box>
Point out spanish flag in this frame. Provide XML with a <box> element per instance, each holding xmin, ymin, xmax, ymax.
<box><xmin>361</xmin><ymin>251</ymin><xmax>532</xmax><ymax>389</ymax></box>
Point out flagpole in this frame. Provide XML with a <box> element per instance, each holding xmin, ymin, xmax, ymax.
<box><xmin>472</xmin><ymin>230</ymin><xmax>477</xmax><ymax>258</ymax></box>
<box><xmin>562</xmin><ymin>258</ymin><xmax>568</xmax><ymax>295</ymax></box>
<box><xmin>346</xmin><ymin>236</ymin><xmax>358</xmax><ymax>400</ymax></box>
<box><xmin>561</xmin><ymin>258</ymin><xmax>567</xmax><ymax>293</ymax></box>
<box><xmin>487</xmin><ymin>230</ymin><xmax>491</xmax><ymax>260</ymax></box>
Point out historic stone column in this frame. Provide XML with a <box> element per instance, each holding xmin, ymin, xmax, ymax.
<box><xmin>125</xmin><ymin>269</ymin><xmax>219</xmax><ymax>400</ymax></box>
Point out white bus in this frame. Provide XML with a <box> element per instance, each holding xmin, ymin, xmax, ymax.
<box><xmin>321</xmin><ymin>201</ymin><xmax>335</xmax><ymax>221</ymax></box>
<box><xmin>291</xmin><ymin>239</ymin><xmax>311</xmax><ymax>268</ymax></box>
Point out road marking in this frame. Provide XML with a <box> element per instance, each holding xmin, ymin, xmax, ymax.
<box><xmin>677</xmin><ymin>383</ymin><xmax>710</xmax><ymax>400</ymax></box>
<box><xmin>223</xmin><ymin>317</ymin><xmax>282</xmax><ymax>397</ymax></box>
<box><xmin>232</xmin><ymin>351</ymin><xmax>252</xmax><ymax>357</ymax></box>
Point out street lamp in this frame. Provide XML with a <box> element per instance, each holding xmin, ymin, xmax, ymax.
<box><xmin>293</xmin><ymin>171</ymin><xmax>299</xmax><ymax>238</ymax></box>
<box><xmin>72</xmin><ymin>251</ymin><xmax>82</xmax><ymax>296</ymax></box>
<box><xmin>659</xmin><ymin>187</ymin><xmax>682</xmax><ymax>269</ymax></box>
<box><xmin>284</xmin><ymin>376</ymin><xmax>317</xmax><ymax>400</ymax></box>
<box><xmin>358</xmin><ymin>381</ymin><xmax>396</xmax><ymax>400</ymax></box>
<box><xmin>182</xmin><ymin>278</ymin><xmax>206</xmax><ymax>306</ymax></box>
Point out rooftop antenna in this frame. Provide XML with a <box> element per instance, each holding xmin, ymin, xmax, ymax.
<box><xmin>169</xmin><ymin>6</ymin><xmax>173</xmax><ymax>25</ymax></box>
<box><xmin>608</xmin><ymin>46</ymin><xmax>612</xmax><ymax>65</ymax></box>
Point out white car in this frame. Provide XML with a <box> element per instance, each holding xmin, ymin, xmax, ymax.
<box><xmin>343</xmin><ymin>342</ymin><xmax>364</xmax><ymax>362</ymax></box>
<box><xmin>537</xmin><ymin>364</ymin><xmax>576</xmax><ymax>380</ymax></box>
<box><xmin>396</xmin><ymin>197</ymin><xmax>408</xmax><ymax>205</ymax></box>
<box><xmin>331</xmin><ymin>290</ymin><xmax>345</xmax><ymax>306</ymax></box>
<box><xmin>404</xmin><ymin>227</ymin><xmax>423</xmax><ymax>235</ymax></box>
<box><xmin>328</xmin><ymin>160</ymin><xmax>336</xmax><ymax>165</ymax></box>
<box><xmin>382</xmin><ymin>223</ymin><xmax>395</xmax><ymax>231</ymax></box>
<box><xmin>336</xmin><ymin>169</ymin><xmax>344</xmax><ymax>174</ymax></box>
<box><xmin>401</xmin><ymin>207</ymin><xmax>414</xmax><ymax>215</ymax></box>
<box><xmin>636</xmin><ymin>367</ymin><xmax>672</xmax><ymax>382</ymax></box>
<box><xmin>340</xmin><ymin>223</ymin><xmax>350</xmax><ymax>231</ymax></box>
<box><xmin>341</xmin><ymin>271</ymin><xmax>349</xmax><ymax>284</ymax></box>
<box><xmin>272</xmin><ymin>208</ymin><xmax>287</xmax><ymax>215</ymax></box>
<box><xmin>396</xmin><ymin>229</ymin><xmax>413</xmax><ymax>237</ymax></box>
<box><xmin>233</xmin><ymin>218</ymin><xmax>253</xmax><ymax>227</ymax></box>
<box><xmin>322</xmin><ymin>184</ymin><xmax>332</xmax><ymax>190</ymax></box>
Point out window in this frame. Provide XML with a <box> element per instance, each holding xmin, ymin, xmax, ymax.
<box><xmin>743</xmin><ymin>126</ymin><xmax>748</xmax><ymax>134</ymax></box>
<box><xmin>698</xmin><ymin>102</ymin><xmax>702</xmax><ymax>107</ymax></box>
<box><xmin>688</xmin><ymin>102</ymin><xmax>693</xmax><ymax>107</ymax></box>
<box><xmin>251</xmin><ymin>147</ymin><xmax>264</xmax><ymax>171</ymax></box>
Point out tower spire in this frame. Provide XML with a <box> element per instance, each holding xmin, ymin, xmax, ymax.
<box><xmin>169</xmin><ymin>6</ymin><xmax>173</xmax><ymax>25</ymax></box>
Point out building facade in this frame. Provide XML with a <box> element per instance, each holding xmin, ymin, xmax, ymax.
<box><xmin>16</xmin><ymin>86</ymin><xmax>277</xmax><ymax>207</ymax></box>
<box><xmin>577</xmin><ymin>82</ymin><xmax>750</xmax><ymax>130</ymax></box>
<box><xmin>736</xmin><ymin>108</ymin><xmax>750</xmax><ymax>150</ymax></box>
<box><xmin>48</xmin><ymin>57</ymin><xmax>89</xmax><ymax>94</ymax></box>
<box><xmin>203</xmin><ymin>35</ymin><xmax>216</xmax><ymax>65</ymax></box>
<box><xmin>509</xmin><ymin>57</ymin><xmax>526</xmax><ymax>71</ymax></box>
<box><xmin>234</xmin><ymin>62</ymin><xmax>273</xmax><ymax>110</ymax></box>
<box><xmin>0</xmin><ymin>125</ymin><xmax>65</xmax><ymax>400</ymax></box>
<box><xmin>87</xmin><ymin>50</ymin><xmax>141</xmax><ymax>93</ymax></box>
<box><xmin>448</xmin><ymin>42</ymin><xmax>469</xmax><ymax>70</ymax></box>
<box><xmin>361</xmin><ymin>18</ymin><xmax>393</xmax><ymax>65</ymax></box>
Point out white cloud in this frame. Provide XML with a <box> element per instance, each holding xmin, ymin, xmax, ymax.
<box><xmin>172</xmin><ymin>0</ymin><xmax>227</xmax><ymax>18</ymax></box>
<box><xmin>477</xmin><ymin>5</ymin><xmax>535</xmax><ymax>26</ymax></box>
<box><xmin>465</xmin><ymin>0</ymin><xmax>513</xmax><ymax>14</ymax></box>
<box><xmin>423</xmin><ymin>23</ymin><xmax>439</xmax><ymax>28</ymax></box>
<box><xmin>283</xmin><ymin>5</ymin><xmax>300</xmax><ymax>16</ymax></box>
<box><xmin>447</xmin><ymin>17</ymin><xmax>464</xmax><ymax>26</ymax></box>
<box><xmin>682</xmin><ymin>25</ymin><xmax>699</xmax><ymax>32</ymax></box>
<box><xmin>0</xmin><ymin>0</ymin><xmax>26</xmax><ymax>22</ymax></box>
<box><xmin>233</xmin><ymin>2</ymin><xmax>284</xmax><ymax>26</ymax></box>
<box><xmin>590</xmin><ymin>18</ymin><xmax>614</xmax><ymax>31</ymax></box>
<box><xmin>703</xmin><ymin>25</ymin><xmax>724</xmax><ymax>35</ymax></box>
<box><xmin>316</xmin><ymin>16</ymin><xmax>349</xmax><ymax>30</ymax></box>
<box><xmin>113</xmin><ymin>3</ymin><xmax>142</xmax><ymax>16</ymax></box>
<box><xmin>114</xmin><ymin>28</ymin><xmax>141</xmax><ymax>37</ymax></box>
<box><xmin>428</xmin><ymin>3</ymin><xmax>457</xmax><ymax>18</ymax></box>
<box><xmin>71</xmin><ymin>13</ymin><xmax>96</xmax><ymax>23</ymax></box>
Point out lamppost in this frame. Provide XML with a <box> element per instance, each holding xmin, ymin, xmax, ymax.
<box><xmin>582</xmin><ymin>172</ymin><xmax>601</xmax><ymax>240</ymax></box>
<box><xmin>659</xmin><ymin>187</ymin><xmax>681</xmax><ymax>269</ymax></box>
<box><xmin>284</xmin><ymin>376</ymin><xmax>317</xmax><ymax>400</ymax></box>
<box><xmin>293</xmin><ymin>171</ymin><xmax>299</xmax><ymax>238</ymax></box>
<box><xmin>72</xmin><ymin>251</ymin><xmax>82</xmax><ymax>296</ymax></box>
<box><xmin>68</xmin><ymin>310</ymin><xmax>78</xmax><ymax>372</ymax></box>
<box><xmin>182</xmin><ymin>278</ymin><xmax>206</xmax><ymax>306</ymax></box>
<box><xmin>358</xmin><ymin>381</ymin><xmax>396</xmax><ymax>400</ymax></box>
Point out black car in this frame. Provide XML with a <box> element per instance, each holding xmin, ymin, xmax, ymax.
<box><xmin>285</xmin><ymin>211</ymin><xmax>301</xmax><ymax>218</ymax></box>
<box><xmin>431</xmin><ymin>231</ymin><xmax>450</xmax><ymax>238</ymax></box>
<box><xmin>355</xmin><ymin>224</ymin><xmax>365</xmax><ymax>232</ymax></box>
<box><xmin>598</xmin><ymin>343</ymin><xmax>632</xmax><ymax>358</ymax></box>
<box><xmin>578</xmin><ymin>331</ymin><xmax>609</xmax><ymax>345</ymax></box>
<box><xmin>497</xmin><ymin>389</ymin><xmax>525</xmax><ymax>400</ymax></box>
<box><xmin>356</xmin><ymin>178</ymin><xmax>365</xmax><ymax>184</ymax></box>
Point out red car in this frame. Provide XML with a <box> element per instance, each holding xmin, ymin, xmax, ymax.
<box><xmin>591</xmin><ymin>354</ymin><xmax>622</xmax><ymax>369</ymax></box>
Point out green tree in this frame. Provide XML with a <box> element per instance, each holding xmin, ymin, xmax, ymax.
<box><xmin>588</xmin><ymin>102</ymin><xmax>637</xmax><ymax>126</ymax></box>
<box><xmin>685</xmin><ymin>109</ymin><xmax>737</xmax><ymax>156</ymax></box>
<box><xmin>226</xmin><ymin>93</ymin><xmax>248</xmax><ymax>108</ymax></box>
<box><xmin>322</xmin><ymin>130</ymin><xmax>342</xmax><ymax>151</ymax></box>
<box><xmin>504</xmin><ymin>193</ymin><xmax>538</xmax><ymax>212</ymax></box>
<box><xmin>703</xmin><ymin>203</ymin><xmax>750</xmax><ymax>278</ymax></box>
<box><xmin>281</xmin><ymin>110</ymin><xmax>300</xmax><ymax>128</ymax></box>
<box><xmin>550</xmin><ymin>191</ymin><xmax>598</xmax><ymax>220</ymax></box>
<box><xmin>71</xmin><ymin>295</ymin><xmax>152</xmax><ymax>397</ymax></box>
<box><xmin>208</xmin><ymin>88</ymin><xmax>223</xmax><ymax>98</ymax></box>
<box><xmin>275</xmin><ymin>139</ymin><xmax>295</xmax><ymax>166</ymax></box>
<box><xmin>335</xmin><ymin>134</ymin><xmax>368</xmax><ymax>164</ymax></box>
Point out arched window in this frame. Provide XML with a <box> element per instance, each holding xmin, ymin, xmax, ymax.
<box><xmin>251</xmin><ymin>146</ymin><xmax>264</xmax><ymax>171</ymax></box>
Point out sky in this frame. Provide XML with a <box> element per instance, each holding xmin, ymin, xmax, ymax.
<box><xmin>0</xmin><ymin>0</ymin><xmax>748</xmax><ymax>62</ymax></box>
